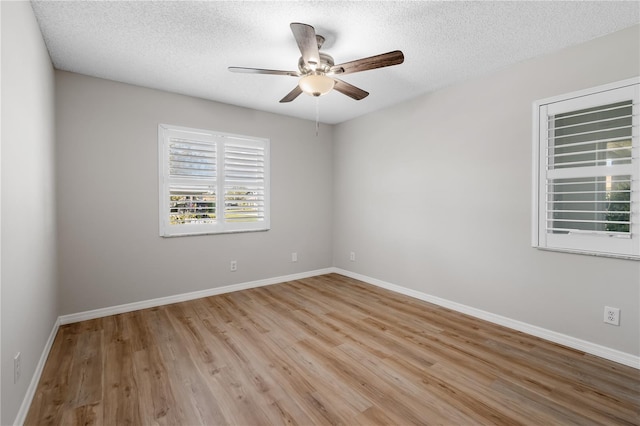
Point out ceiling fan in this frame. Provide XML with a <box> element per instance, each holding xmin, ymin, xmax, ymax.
<box><xmin>228</xmin><ymin>22</ymin><xmax>404</xmax><ymax>103</ymax></box>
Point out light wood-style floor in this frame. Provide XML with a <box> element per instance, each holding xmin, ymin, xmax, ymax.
<box><xmin>26</xmin><ymin>274</ymin><xmax>639</xmax><ymax>425</ymax></box>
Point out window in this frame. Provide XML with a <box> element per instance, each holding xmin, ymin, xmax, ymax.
<box><xmin>158</xmin><ymin>124</ymin><xmax>270</xmax><ymax>237</ymax></box>
<box><xmin>532</xmin><ymin>78</ymin><xmax>639</xmax><ymax>259</ymax></box>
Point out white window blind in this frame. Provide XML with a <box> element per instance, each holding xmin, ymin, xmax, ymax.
<box><xmin>533</xmin><ymin>78</ymin><xmax>639</xmax><ymax>259</ymax></box>
<box><xmin>224</xmin><ymin>143</ymin><xmax>266</xmax><ymax>223</ymax></box>
<box><xmin>159</xmin><ymin>125</ymin><xmax>270</xmax><ymax>237</ymax></box>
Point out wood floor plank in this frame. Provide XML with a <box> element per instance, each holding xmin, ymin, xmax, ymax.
<box><xmin>59</xmin><ymin>402</ymin><xmax>103</xmax><ymax>426</ymax></box>
<box><xmin>103</xmin><ymin>336</ymin><xmax>142</xmax><ymax>425</ymax></box>
<box><xmin>25</xmin><ymin>273</ymin><xmax>640</xmax><ymax>425</ymax></box>
<box><xmin>131</xmin><ymin>344</ymin><xmax>180</xmax><ymax>425</ymax></box>
<box><xmin>337</xmin><ymin>341</ymin><xmax>481</xmax><ymax>425</ymax></box>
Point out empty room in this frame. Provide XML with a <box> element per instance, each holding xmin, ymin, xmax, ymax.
<box><xmin>2</xmin><ymin>1</ymin><xmax>639</xmax><ymax>424</ymax></box>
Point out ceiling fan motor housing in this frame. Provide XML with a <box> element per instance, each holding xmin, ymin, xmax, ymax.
<box><xmin>298</xmin><ymin>52</ymin><xmax>334</xmax><ymax>75</ymax></box>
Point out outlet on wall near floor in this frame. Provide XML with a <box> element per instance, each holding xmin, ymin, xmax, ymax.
<box><xmin>14</xmin><ymin>352</ymin><xmax>21</xmax><ymax>384</ymax></box>
<box><xmin>291</xmin><ymin>252</ymin><xmax>298</xmax><ymax>262</ymax></box>
<box><xmin>230</xmin><ymin>260</ymin><xmax>237</xmax><ymax>272</ymax></box>
<box><xmin>604</xmin><ymin>306</ymin><xmax>620</xmax><ymax>326</ymax></box>
<box><xmin>350</xmin><ymin>251</ymin><xmax>356</xmax><ymax>262</ymax></box>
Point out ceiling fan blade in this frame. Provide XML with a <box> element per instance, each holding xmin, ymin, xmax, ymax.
<box><xmin>290</xmin><ymin>22</ymin><xmax>320</xmax><ymax>69</ymax></box>
<box><xmin>333</xmin><ymin>79</ymin><xmax>369</xmax><ymax>100</ymax></box>
<box><xmin>228</xmin><ymin>67</ymin><xmax>299</xmax><ymax>77</ymax></box>
<box><xmin>279</xmin><ymin>85</ymin><xmax>303</xmax><ymax>103</ymax></box>
<box><xmin>330</xmin><ymin>50</ymin><xmax>404</xmax><ymax>75</ymax></box>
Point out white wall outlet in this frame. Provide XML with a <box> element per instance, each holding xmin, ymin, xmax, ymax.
<box><xmin>350</xmin><ymin>251</ymin><xmax>356</xmax><ymax>262</ymax></box>
<box><xmin>291</xmin><ymin>252</ymin><xmax>298</xmax><ymax>262</ymax></box>
<box><xmin>230</xmin><ymin>260</ymin><xmax>237</xmax><ymax>272</ymax></box>
<box><xmin>14</xmin><ymin>352</ymin><xmax>21</xmax><ymax>384</ymax></box>
<box><xmin>604</xmin><ymin>306</ymin><xmax>620</xmax><ymax>326</ymax></box>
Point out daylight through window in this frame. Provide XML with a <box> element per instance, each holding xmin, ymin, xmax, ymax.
<box><xmin>159</xmin><ymin>124</ymin><xmax>270</xmax><ymax>237</ymax></box>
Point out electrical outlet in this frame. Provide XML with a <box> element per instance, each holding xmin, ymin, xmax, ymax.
<box><xmin>14</xmin><ymin>352</ymin><xmax>21</xmax><ymax>384</ymax></box>
<box><xmin>350</xmin><ymin>251</ymin><xmax>356</xmax><ymax>262</ymax></box>
<box><xmin>291</xmin><ymin>252</ymin><xmax>298</xmax><ymax>262</ymax></box>
<box><xmin>604</xmin><ymin>306</ymin><xmax>620</xmax><ymax>326</ymax></box>
<box><xmin>230</xmin><ymin>260</ymin><xmax>237</xmax><ymax>272</ymax></box>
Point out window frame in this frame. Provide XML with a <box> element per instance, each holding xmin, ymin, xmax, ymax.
<box><xmin>158</xmin><ymin>124</ymin><xmax>270</xmax><ymax>237</ymax></box>
<box><xmin>531</xmin><ymin>77</ymin><xmax>639</xmax><ymax>260</ymax></box>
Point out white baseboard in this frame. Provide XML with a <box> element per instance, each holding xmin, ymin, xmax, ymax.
<box><xmin>331</xmin><ymin>267</ymin><xmax>640</xmax><ymax>369</ymax></box>
<box><xmin>14</xmin><ymin>317</ymin><xmax>61</xmax><ymax>426</ymax></box>
<box><xmin>59</xmin><ymin>268</ymin><xmax>334</xmax><ymax>325</ymax></box>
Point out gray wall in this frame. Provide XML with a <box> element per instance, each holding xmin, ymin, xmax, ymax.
<box><xmin>1</xmin><ymin>2</ymin><xmax>58</xmax><ymax>424</ymax></box>
<box><xmin>333</xmin><ymin>25</ymin><xmax>640</xmax><ymax>356</ymax></box>
<box><xmin>55</xmin><ymin>71</ymin><xmax>334</xmax><ymax>315</ymax></box>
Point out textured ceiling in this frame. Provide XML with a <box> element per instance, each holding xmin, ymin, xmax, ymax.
<box><xmin>31</xmin><ymin>1</ymin><xmax>639</xmax><ymax>124</ymax></box>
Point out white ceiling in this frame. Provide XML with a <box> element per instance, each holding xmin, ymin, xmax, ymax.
<box><xmin>31</xmin><ymin>1</ymin><xmax>639</xmax><ymax>124</ymax></box>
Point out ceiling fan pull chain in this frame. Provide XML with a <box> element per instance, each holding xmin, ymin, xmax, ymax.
<box><xmin>315</xmin><ymin>97</ymin><xmax>320</xmax><ymax>136</ymax></box>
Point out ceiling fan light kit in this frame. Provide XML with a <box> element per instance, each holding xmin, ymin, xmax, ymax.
<box><xmin>229</xmin><ymin>22</ymin><xmax>404</xmax><ymax>103</ymax></box>
<box><xmin>299</xmin><ymin>73</ymin><xmax>335</xmax><ymax>97</ymax></box>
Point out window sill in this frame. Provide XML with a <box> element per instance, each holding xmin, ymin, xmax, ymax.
<box><xmin>161</xmin><ymin>228</ymin><xmax>270</xmax><ymax>238</ymax></box>
<box><xmin>534</xmin><ymin>246</ymin><xmax>640</xmax><ymax>261</ymax></box>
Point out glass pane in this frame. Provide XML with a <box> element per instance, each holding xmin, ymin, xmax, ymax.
<box><xmin>169</xmin><ymin>138</ymin><xmax>216</xmax><ymax>178</ymax></box>
<box><xmin>224</xmin><ymin>186</ymin><xmax>264</xmax><ymax>222</ymax></box>
<box><xmin>169</xmin><ymin>185</ymin><xmax>216</xmax><ymax>225</ymax></box>
<box><xmin>549</xmin><ymin>101</ymin><xmax>632</xmax><ymax>169</ymax></box>
<box><xmin>547</xmin><ymin>176</ymin><xmax>631</xmax><ymax>234</ymax></box>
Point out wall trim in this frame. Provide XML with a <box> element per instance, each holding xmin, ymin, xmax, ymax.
<box><xmin>331</xmin><ymin>267</ymin><xmax>640</xmax><ymax>369</ymax></box>
<box><xmin>59</xmin><ymin>268</ymin><xmax>334</xmax><ymax>325</ymax></box>
<box><xmin>14</xmin><ymin>317</ymin><xmax>61</xmax><ymax>426</ymax></box>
